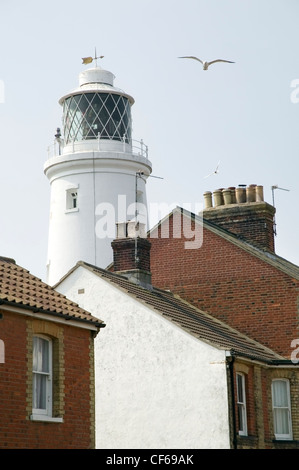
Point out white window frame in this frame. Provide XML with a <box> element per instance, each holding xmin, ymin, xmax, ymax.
<box><xmin>272</xmin><ymin>379</ymin><xmax>293</xmax><ymax>440</ymax></box>
<box><xmin>66</xmin><ymin>186</ymin><xmax>79</xmax><ymax>213</ymax></box>
<box><xmin>32</xmin><ymin>335</ymin><xmax>52</xmax><ymax>416</ymax></box>
<box><xmin>0</xmin><ymin>339</ymin><xmax>4</xmax><ymax>363</ymax></box>
<box><xmin>31</xmin><ymin>334</ymin><xmax>63</xmax><ymax>423</ymax></box>
<box><xmin>236</xmin><ymin>372</ymin><xmax>248</xmax><ymax>436</ymax></box>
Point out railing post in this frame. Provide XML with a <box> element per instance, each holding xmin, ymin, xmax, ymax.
<box><xmin>140</xmin><ymin>139</ymin><xmax>144</xmax><ymax>157</ymax></box>
<box><xmin>98</xmin><ymin>132</ymin><xmax>101</xmax><ymax>150</ymax></box>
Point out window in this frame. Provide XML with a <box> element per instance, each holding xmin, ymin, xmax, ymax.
<box><xmin>30</xmin><ymin>328</ymin><xmax>63</xmax><ymax>423</ymax></box>
<box><xmin>66</xmin><ymin>187</ymin><xmax>78</xmax><ymax>211</ymax></box>
<box><xmin>32</xmin><ymin>335</ymin><xmax>52</xmax><ymax>417</ymax></box>
<box><xmin>236</xmin><ymin>373</ymin><xmax>248</xmax><ymax>436</ymax></box>
<box><xmin>272</xmin><ymin>379</ymin><xmax>293</xmax><ymax>440</ymax></box>
<box><xmin>63</xmin><ymin>92</ymin><xmax>132</xmax><ymax>144</ymax></box>
<box><xmin>70</xmin><ymin>191</ymin><xmax>77</xmax><ymax>209</ymax></box>
<box><xmin>0</xmin><ymin>339</ymin><xmax>4</xmax><ymax>363</ymax></box>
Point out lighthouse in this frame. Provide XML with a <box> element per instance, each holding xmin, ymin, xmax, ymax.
<box><xmin>44</xmin><ymin>63</ymin><xmax>152</xmax><ymax>285</ymax></box>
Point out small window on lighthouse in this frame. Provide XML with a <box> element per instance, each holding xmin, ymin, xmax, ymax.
<box><xmin>66</xmin><ymin>188</ymin><xmax>78</xmax><ymax>212</ymax></box>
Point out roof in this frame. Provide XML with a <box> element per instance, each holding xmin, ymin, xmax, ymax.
<box><xmin>0</xmin><ymin>257</ymin><xmax>104</xmax><ymax>329</ymax></box>
<box><xmin>60</xmin><ymin>260</ymin><xmax>287</xmax><ymax>364</ymax></box>
<box><xmin>149</xmin><ymin>207</ymin><xmax>299</xmax><ymax>281</ymax></box>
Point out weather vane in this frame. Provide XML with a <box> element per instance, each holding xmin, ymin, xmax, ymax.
<box><xmin>271</xmin><ymin>184</ymin><xmax>290</xmax><ymax>236</ymax></box>
<box><xmin>82</xmin><ymin>48</ymin><xmax>104</xmax><ymax>66</ymax></box>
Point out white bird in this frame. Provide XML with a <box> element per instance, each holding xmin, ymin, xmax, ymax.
<box><xmin>179</xmin><ymin>56</ymin><xmax>235</xmax><ymax>70</ymax></box>
<box><xmin>204</xmin><ymin>161</ymin><xmax>220</xmax><ymax>178</ymax></box>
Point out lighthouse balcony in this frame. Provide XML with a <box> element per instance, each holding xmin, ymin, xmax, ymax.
<box><xmin>47</xmin><ymin>136</ymin><xmax>149</xmax><ymax>160</ymax></box>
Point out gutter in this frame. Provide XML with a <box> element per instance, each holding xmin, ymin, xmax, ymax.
<box><xmin>0</xmin><ymin>299</ymin><xmax>105</xmax><ymax>330</ymax></box>
<box><xmin>230</xmin><ymin>349</ymin><xmax>298</xmax><ymax>366</ymax></box>
<box><xmin>227</xmin><ymin>355</ymin><xmax>238</xmax><ymax>449</ymax></box>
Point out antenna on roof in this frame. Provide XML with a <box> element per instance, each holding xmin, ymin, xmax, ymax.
<box><xmin>135</xmin><ymin>172</ymin><xmax>164</xmax><ymax>225</ymax></box>
<box><xmin>271</xmin><ymin>184</ymin><xmax>290</xmax><ymax>236</ymax></box>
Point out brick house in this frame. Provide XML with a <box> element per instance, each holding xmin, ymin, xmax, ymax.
<box><xmin>0</xmin><ymin>256</ymin><xmax>105</xmax><ymax>449</ymax></box>
<box><xmin>56</xmin><ymin>220</ymin><xmax>299</xmax><ymax>449</ymax></box>
<box><xmin>147</xmin><ymin>184</ymin><xmax>299</xmax><ymax>448</ymax></box>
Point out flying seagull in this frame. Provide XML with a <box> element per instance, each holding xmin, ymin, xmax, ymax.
<box><xmin>179</xmin><ymin>56</ymin><xmax>235</xmax><ymax>70</ymax></box>
<box><xmin>204</xmin><ymin>161</ymin><xmax>220</xmax><ymax>178</ymax></box>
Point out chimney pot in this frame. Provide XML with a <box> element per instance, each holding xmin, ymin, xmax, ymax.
<box><xmin>116</xmin><ymin>222</ymin><xmax>127</xmax><ymax>239</ymax></box>
<box><xmin>112</xmin><ymin>222</ymin><xmax>152</xmax><ymax>289</ymax></box>
<box><xmin>255</xmin><ymin>185</ymin><xmax>264</xmax><ymax>202</ymax></box>
<box><xmin>235</xmin><ymin>186</ymin><xmax>246</xmax><ymax>203</ymax></box>
<box><xmin>203</xmin><ymin>191</ymin><xmax>213</xmax><ymax>209</ymax></box>
<box><xmin>222</xmin><ymin>188</ymin><xmax>232</xmax><ymax>205</ymax></box>
<box><xmin>246</xmin><ymin>184</ymin><xmax>256</xmax><ymax>203</ymax></box>
<box><xmin>213</xmin><ymin>189</ymin><xmax>224</xmax><ymax>207</ymax></box>
<box><xmin>228</xmin><ymin>187</ymin><xmax>236</xmax><ymax>204</ymax></box>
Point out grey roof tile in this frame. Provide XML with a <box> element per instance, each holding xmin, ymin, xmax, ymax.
<box><xmin>74</xmin><ymin>261</ymin><xmax>285</xmax><ymax>363</ymax></box>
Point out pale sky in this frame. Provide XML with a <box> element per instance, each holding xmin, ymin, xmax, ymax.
<box><xmin>0</xmin><ymin>0</ymin><xmax>298</xmax><ymax>281</ymax></box>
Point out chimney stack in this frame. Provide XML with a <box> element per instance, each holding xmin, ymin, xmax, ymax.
<box><xmin>202</xmin><ymin>185</ymin><xmax>276</xmax><ymax>252</ymax></box>
<box><xmin>111</xmin><ymin>221</ymin><xmax>152</xmax><ymax>289</ymax></box>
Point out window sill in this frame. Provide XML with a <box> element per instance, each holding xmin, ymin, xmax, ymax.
<box><xmin>65</xmin><ymin>208</ymin><xmax>79</xmax><ymax>214</ymax></box>
<box><xmin>30</xmin><ymin>414</ymin><xmax>63</xmax><ymax>423</ymax></box>
<box><xmin>272</xmin><ymin>439</ymin><xmax>299</xmax><ymax>444</ymax></box>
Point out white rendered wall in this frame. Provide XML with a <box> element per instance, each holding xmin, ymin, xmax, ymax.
<box><xmin>57</xmin><ymin>266</ymin><xmax>231</xmax><ymax>449</ymax></box>
<box><xmin>45</xmin><ymin>152</ymin><xmax>151</xmax><ymax>285</ymax></box>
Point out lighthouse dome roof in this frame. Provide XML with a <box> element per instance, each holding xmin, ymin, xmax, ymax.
<box><xmin>59</xmin><ymin>67</ymin><xmax>134</xmax><ymax>105</ymax></box>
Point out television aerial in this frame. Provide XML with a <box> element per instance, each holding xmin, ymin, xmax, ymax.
<box><xmin>271</xmin><ymin>184</ymin><xmax>290</xmax><ymax>236</ymax></box>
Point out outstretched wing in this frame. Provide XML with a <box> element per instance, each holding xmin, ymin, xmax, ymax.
<box><xmin>207</xmin><ymin>59</ymin><xmax>235</xmax><ymax>66</ymax></box>
<box><xmin>204</xmin><ymin>160</ymin><xmax>220</xmax><ymax>178</ymax></box>
<box><xmin>178</xmin><ymin>56</ymin><xmax>203</xmax><ymax>64</ymax></box>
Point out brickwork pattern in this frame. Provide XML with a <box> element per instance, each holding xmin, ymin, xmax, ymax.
<box><xmin>149</xmin><ymin>214</ymin><xmax>299</xmax><ymax>358</ymax></box>
<box><xmin>112</xmin><ymin>237</ymin><xmax>151</xmax><ymax>273</ymax></box>
<box><xmin>230</xmin><ymin>361</ymin><xmax>299</xmax><ymax>449</ymax></box>
<box><xmin>149</xmin><ymin>212</ymin><xmax>299</xmax><ymax>449</ymax></box>
<box><xmin>265</xmin><ymin>368</ymin><xmax>299</xmax><ymax>448</ymax></box>
<box><xmin>0</xmin><ymin>310</ymin><xmax>94</xmax><ymax>449</ymax></box>
<box><xmin>203</xmin><ymin>202</ymin><xmax>275</xmax><ymax>252</ymax></box>
<box><xmin>89</xmin><ymin>333</ymin><xmax>96</xmax><ymax>449</ymax></box>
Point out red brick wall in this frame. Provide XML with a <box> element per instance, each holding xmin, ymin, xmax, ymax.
<box><xmin>112</xmin><ymin>237</ymin><xmax>151</xmax><ymax>273</ymax></box>
<box><xmin>0</xmin><ymin>310</ymin><xmax>94</xmax><ymax>449</ymax></box>
<box><xmin>63</xmin><ymin>326</ymin><xmax>93</xmax><ymax>448</ymax></box>
<box><xmin>245</xmin><ymin>366</ymin><xmax>256</xmax><ymax>435</ymax></box>
<box><xmin>203</xmin><ymin>203</ymin><xmax>275</xmax><ymax>252</ymax></box>
<box><xmin>149</xmin><ymin>213</ymin><xmax>299</xmax><ymax>357</ymax></box>
<box><xmin>261</xmin><ymin>369</ymin><xmax>271</xmax><ymax>442</ymax></box>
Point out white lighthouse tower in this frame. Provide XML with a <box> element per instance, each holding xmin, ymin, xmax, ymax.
<box><xmin>44</xmin><ymin>63</ymin><xmax>152</xmax><ymax>285</ymax></box>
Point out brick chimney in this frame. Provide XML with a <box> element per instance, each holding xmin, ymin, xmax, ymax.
<box><xmin>202</xmin><ymin>184</ymin><xmax>276</xmax><ymax>252</ymax></box>
<box><xmin>111</xmin><ymin>221</ymin><xmax>152</xmax><ymax>289</ymax></box>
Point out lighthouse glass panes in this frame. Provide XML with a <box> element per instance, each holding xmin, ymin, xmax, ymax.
<box><xmin>63</xmin><ymin>93</ymin><xmax>132</xmax><ymax>144</ymax></box>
